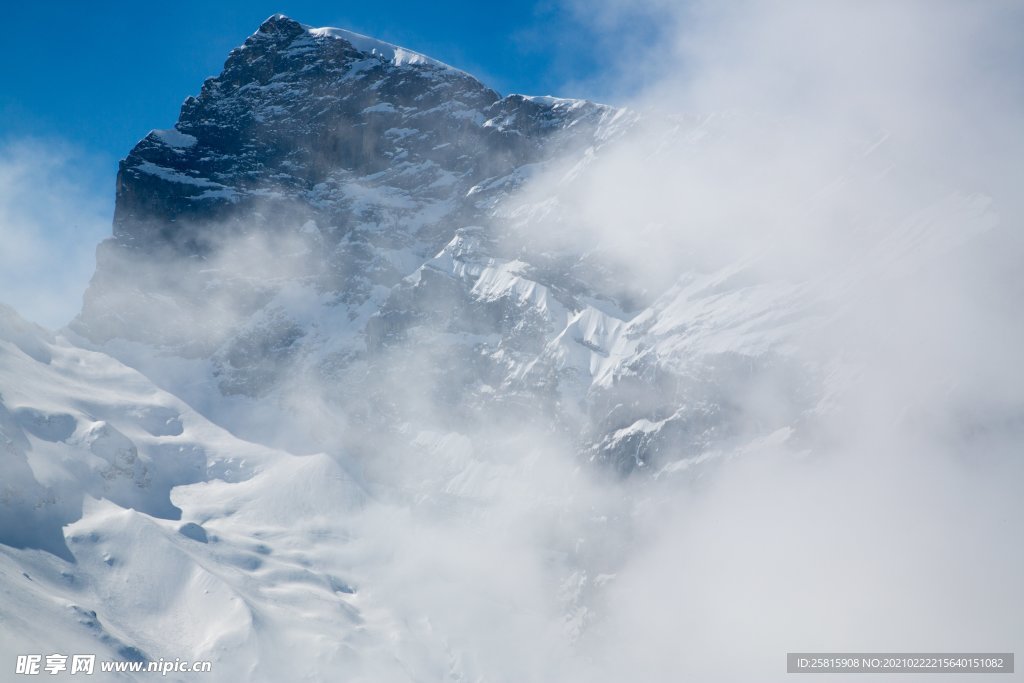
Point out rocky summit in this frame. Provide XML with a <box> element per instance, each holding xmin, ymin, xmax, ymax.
<box><xmin>108</xmin><ymin>15</ymin><xmax>612</xmax><ymax>254</ymax></box>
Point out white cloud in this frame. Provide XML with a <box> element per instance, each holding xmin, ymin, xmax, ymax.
<box><xmin>491</xmin><ymin>1</ymin><xmax>1024</xmax><ymax>678</ymax></box>
<box><xmin>0</xmin><ymin>138</ymin><xmax>112</xmax><ymax>329</ymax></box>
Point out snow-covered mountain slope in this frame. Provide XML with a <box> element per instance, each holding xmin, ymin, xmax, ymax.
<box><xmin>0</xmin><ymin>302</ymin><xmax>638</xmax><ymax>682</ymax></box>
<box><xmin>0</xmin><ymin>303</ymin><xmax>276</xmax><ymax>667</ymax></box>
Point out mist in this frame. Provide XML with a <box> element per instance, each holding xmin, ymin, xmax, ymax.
<box><xmin>493</xmin><ymin>0</ymin><xmax>1024</xmax><ymax>679</ymax></box>
<box><xmin>2</xmin><ymin>3</ymin><xmax>1021</xmax><ymax>681</ymax></box>
<box><xmin>0</xmin><ymin>139</ymin><xmax>112</xmax><ymax>328</ymax></box>
<box><xmin>79</xmin><ymin>2</ymin><xmax>1024</xmax><ymax>678</ymax></box>
<box><xmin>258</xmin><ymin>0</ymin><xmax>1024</xmax><ymax>673</ymax></box>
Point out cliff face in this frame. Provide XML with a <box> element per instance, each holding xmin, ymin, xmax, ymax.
<box><xmin>108</xmin><ymin>15</ymin><xmax>612</xmax><ymax>253</ymax></box>
<box><xmin>73</xmin><ymin>15</ymin><xmax>804</xmax><ymax>474</ymax></box>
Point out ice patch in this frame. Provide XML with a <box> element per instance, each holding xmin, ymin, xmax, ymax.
<box><xmin>134</xmin><ymin>161</ymin><xmax>223</xmax><ymax>188</ymax></box>
<box><xmin>307</xmin><ymin>25</ymin><xmax>467</xmax><ymax>75</ymax></box>
<box><xmin>362</xmin><ymin>102</ymin><xmax>396</xmax><ymax>114</ymax></box>
<box><xmin>152</xmin><ymin>128</ymin><xmax>197</xmax><ymax>148</ymax></box>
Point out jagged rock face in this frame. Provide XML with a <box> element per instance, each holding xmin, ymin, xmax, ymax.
<box><xmin>74</xmin><ymin>15</ymin><xmax>797</xmax><ymax>473</ymax></box>
<box><xmin>80</xmin><ymin>14</ymin><xmax>619</xmax><ymax>344</ymax></box>
<box><xmin>111</xmin><ymin>14</ymin><xmax>610</xmax><ymax>254</ymax></box>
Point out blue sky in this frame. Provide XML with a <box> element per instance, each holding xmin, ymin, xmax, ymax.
<box><xmin>1</xmin><ymin>1</ymin><xmax>658</xmax><ymax>168</ymax></box>
<box><xmin>0</xmin><ymin>0</ymin><xmax>665</xmax><ymax>327</ymax></box>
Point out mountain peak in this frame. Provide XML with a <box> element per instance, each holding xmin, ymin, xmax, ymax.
<box><xmin>87</xmin><ymin>10</ymin><xmax>620</xmax><ymax>343</ymax></box>
<box><xmin>254</xmin><ymin>13</ymin><xmax>305</xmax><ymax>40</ymax></box>
<box><xmin>250</xmin><ymin>14</ymin><xmax>463</xmax><ymax>75</ymax></box>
